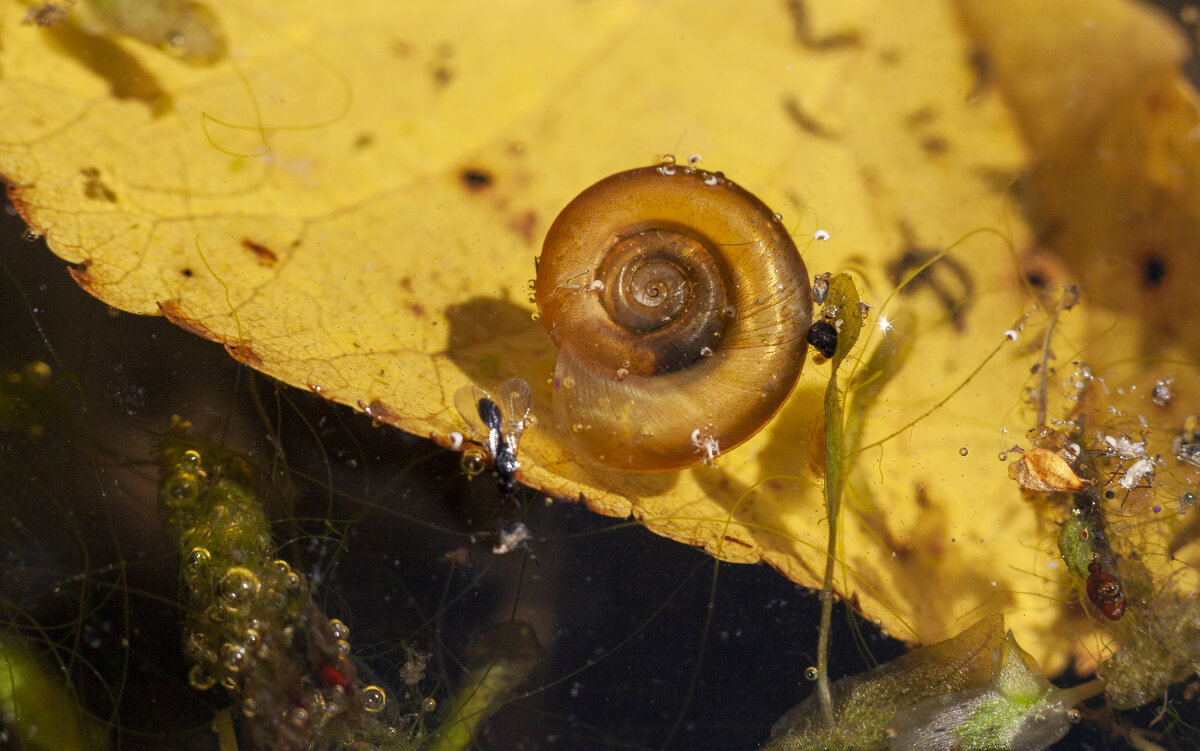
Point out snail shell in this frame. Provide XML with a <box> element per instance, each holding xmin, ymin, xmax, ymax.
<box><xmin>536</xmin><ymin>164</ymin><xmax>812</xmax><ymax>471</ymax></box>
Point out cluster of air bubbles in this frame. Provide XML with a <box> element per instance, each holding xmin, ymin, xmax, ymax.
<box><xmin>1151</xmin><ymin>378</ymin><xmax>1173</xmax><ymax>407</ymax></box>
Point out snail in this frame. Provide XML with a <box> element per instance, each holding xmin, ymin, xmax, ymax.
<box><xmin>535</xmin><ymin>162</ymin><xmax>812</xmax><ymax>471</ymax></box>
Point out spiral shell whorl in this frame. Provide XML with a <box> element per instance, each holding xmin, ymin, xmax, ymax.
<box><xmin>536</xmin><ymin>165</ymin><xmax>811</xmax><ymax>471</ymax></box>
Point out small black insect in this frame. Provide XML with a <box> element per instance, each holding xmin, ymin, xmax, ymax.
<box><xmin>807</xmin><ymin>320</ymin><xmax>838</xmax><ymax>359</ymax></box>
<box><xmin>455</xmin><ymin>377</ymin><xmax>532</xmax><ymax>497</ymax></box>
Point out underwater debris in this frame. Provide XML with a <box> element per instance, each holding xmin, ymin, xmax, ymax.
<box><xmin>159</xmin><ymin>418</ymin><xmax>420</xmax><ymax>750</ymax></box>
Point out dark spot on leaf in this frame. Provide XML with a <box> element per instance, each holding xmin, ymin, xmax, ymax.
<box><xmin>967</xmin><ymin>47</ymin><xmax>991</xmax><ymax>98</ymax></box>
<box><xmin>920</xmin><ymin>135</ymin><xmax>948</xmax><ymax>155</ymax></box>
<box><xmin>408</xmin><ymin>302</ymin><xmax>426</xmax><ymax>316</ymax></box>
<box><xmin>508</xmin><ymin>211</ymin><xmax>538</xmax><ymax>246</ymax></box>
<box><xmin>66</xmin><ymin>261</ymin><xmax>96</xmax><ymax>296</ymax></box>
<box><xmin>81</xmin><ymin>167</ymin><xmax>118</xmax><ymax>202</ymax></box>
<box><xmin>353</xmin><ymin>132</ymin><xmax>375</xmax><ymax>149</ymax></box>
<box><xmin>786</xmin><ymin>0</ymin><xmax>861</xmax><ymax>50</ymax></box>
<box><xmin>241</xmin><ymin>239</ymin><xmax>279</xmax><ymax>266</ymax></box>
<box><xmin>182</xmin><ymin>268</ymin><xmax>194</xmax><ymax>277</ymax></box>
<box><xmin>226</xmin><ymin>342</ymin><xmax>262</xmax><ymax>368</ymax></box>
<box><xmin>1142</xmin><ymin>255</ymin><xmax>1167</xmax><ymax>288</ymax></box>
<box><xmin>158</xmin><ymin>299</ymin><xmax>220</xmax><ymax>341</ymax></box>
<box><xmin>888</xmin><ymin>226</ymin><xmax>974</xmax><ymax>332</ymax></box>
<box><xmin>460</xmin><ymin>168</ymin><xmax>494</xmax><ymax>192</ymax></box>
<box><xmin>782</xmin><ymin>97</ymin><xmax>838</xmax><ymax>139</ymax></box>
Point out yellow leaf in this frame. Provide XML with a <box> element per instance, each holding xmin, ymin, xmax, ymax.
<box><xmin>2</xmin><ymin>0</ymin><xmax>1199</xmax><ymax>681</ymax></box>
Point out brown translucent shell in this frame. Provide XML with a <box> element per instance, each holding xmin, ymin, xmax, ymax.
<box><xmin>535</xmin><ymin>164</ymin><xmax>812</xmax><ymax>471</ymax></box>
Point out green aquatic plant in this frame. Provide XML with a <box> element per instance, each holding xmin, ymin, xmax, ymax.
<box><xmin>762</xmin><ymin>616</ymin><xmax>1003</xmax><ymax>750</ymax></box>
<box><xmin>159</xmin><ymin>420</ymin><xmax>421</xmax><ymax>750</ymax></box>
<box><xmin>886</xmin><ymin>632</ymin><xmax>1103</xmax><ymax>751</ymax></box>
<box><xmin>0</xmin><ymin>629</ymin><xmax>108</xmax><ymax>751</ymax></box>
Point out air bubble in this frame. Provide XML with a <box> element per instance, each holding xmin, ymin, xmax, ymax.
<box><xmin>335</xmin><ymin>639</ymin><xmax>351</xmax><ymax>656</ymax></box>
<box><xmin>362</xmin><ymin>685</ymin><xmax>387</xmax><ymax>713</ymax></box>
<box><xmin>998</xmin><ymin>451</ymin><xmax>1008</xmax><ymax>461</ymax></box>
<box><xmin>287</xmin><ymin>707</ymin><xmax>310</xmax><ymax>727</ymax></box>
<box><xmin>813</xmin><ymin>229</ymin><xmax>830</xmax><ymax>241</ymax></box>
<box><xmin>614</xmin><ymin>367</ymin><xmax>629</xmax><ymax>381</ymax></box>
<box><xmin>222</xmin><ymin>642</ymin><xmax>248</xmax><ymax>672</ymax></box>
<box><xmin>958</xmin><ymin>447</ymin><xmax>968</xmax><ymax>456</ymax></box>
<box><xmin>164</xmin><ymin>473</ymin><xmax>200</xmax><ymax>506</ymax></box>
<box><xmin>661</xmin><ymin>154</ymin><xmax>676</xmax><ymax>165</ymax></box>
<box><xmin>242</xmin><ymin>698</ymin><xmax>257</xmax><ymax>717</ymax></box>
<box><xmin>329</xmin><ymin>619</ymin><xmax>350</xmax><ymax>640</ymax></box>
<box><xmin>187</xmin><ymin>664</ymin><xmax>216</xmax><ymax>690</ymax></box>
<box><xmin>461</xmin><ymin>447</ymin><xmax>487</xmax><ymax>476</ymax></box>
<box><xmin>772</xmin><ymin>212</ymin><xmax>783</xmax><ymax>223</ymax></box>
<box><xmin>180</xmin><ymin>449</ymin><xmax>202</xmax><ymax>468</ymax></box>
<box><xmin>1066</xmin><ymin>708</ymin><xmax>1081</xmax><ymax>724</ymax></box>
<box><xmin>1003</xmin><ymin>329</ymin><xmax>1018</xmax><ymax>341</ymax></box>
<box><xmin>421</xmin><ymin>697</ymin><xmax>437</xmax><ymax>713</ymax></box>
<box><xmin>804</xmin><ymin>666</ymin><xmax>818</xmax><ymax>681</ymax></box>
<box><xmin>699</xmin><ymin>346</ymin><xmax>713</xmax><ymax>357</ymax></box>
<box><xmin>688</xmin><ymin>154</ymin><xmax>701</xmax><ymax>164</ymax></box>
<box><xmin>856</xmin><ymin>301</ymin><xmax>872</xmax><ymax>319</ymax></box>
<box><xmin>186</xmin><ymin>547</ymin><xmax>212</xmax><ymax>570</ymax></box>
<box><xmin>21</xmin><ymin>229</ymin><xmax>41</xmax><ymax>242</ymax></box>
<box><xmin>218</xmin><ymin>567</ymin><xmax>261</xmax><ymax>613</ymax></box>
<box><xmin>703</xmin><ymin>172</ymin><xmax>719</xmax><ymax>186</ymax></box>
<box><xmin>530</xmin><ymin>312</ymin><xmax>540</xmax><ymax>322</ymax></box>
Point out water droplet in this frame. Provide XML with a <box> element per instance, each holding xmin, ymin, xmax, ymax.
<box><xmin>186</xmin><ymin>547</ymin><xmax>212</xmax><ymax>570</ymax></box>
<box><xmin>362</xmin><ymin>685</ymin><xmax>387</xmax><ymax>713</ymax></box>
<box><xmin>218</xmin><ymin>567</ymin><xmax>261</xmax><ymax>613</ymax></box>
<box><xmin>187</xmin><ymin>664</ymin><xmax>216</xmax><ymax>690</ymax></box>
<box><xmin>959</xmin><ymin>447</ymin><xmax>968</xmax><ymax>456</ymax></box>
<box><xmin>421</xmin><ymin>697</ymin><xmax>437</xmax><ymax>713</ymax></box>
<box><xmin>461</xmin><ymin>447</ymin><xmax>487</xmax><ymax>476</ymax></box>
<box><xmin>21</xmin><ymin>229</ymin><xmax>41</xmax><ymax>242</ymax></box>
<box><xmin>804</xmin><ymin>666</ymin><xmax>818</xmax><ymax>681</ymax></box>
<box><xmin>813</xmin><ymin>229</ymin><xmax>830</xmax><ymax>241</ymax></box>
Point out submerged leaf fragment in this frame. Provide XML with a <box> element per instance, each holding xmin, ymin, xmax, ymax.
<box><xmin>887</xmin><ymin>632</ymin><xmax>1103</xmax><ymax>751</ymax></box>
<box><xmin>762</xmin><ymin>616</ymin><xmax>1003</xmax><ymax>751</ymax></box>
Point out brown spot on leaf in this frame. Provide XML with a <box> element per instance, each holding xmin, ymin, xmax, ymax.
<box><xmin>1141</xmin><ymin>253</ymin><xmax>1167</xmax><ymax>288</ymax></box>
<box><xmin>357</xmin><ymin>398</ymin><xmax>399</xmax><ymax>424</ymax></box>
<box><xmin>782</xmin><ymin>97</ymin><xmax>839</xmax><ymax>139</ymax></box>
<box><xmin>226</xmin><ymin>342</ymin><xmax>263</xmax><ymax>368</ymax></box>
<box><xmin>508</xmin><ymin>210</ymin><xmax>537</xmax><ymax>246</ymax></box>
<box><xmin>459</xmin><ymin>167</ymin><xmax>494</xmax><ymax>192</ymax></box>
<box><xmin>353</xmin><ymin>132</ymin><xmax>375</xmax><ymax>149</ymax></box>
<box><xmin>920</xmin><ymin>135</ymin><xmax>949</xmax><ymax>155</ymax></box>
<box><xmin>158</xmin><ymin>299</ymin><xmax>219</xmax><ymax>341</ymax></box>
<box><xmin>786</xmin><ymin>0</ymin><xmax>861</xmax><ymax>50</ymax></box>
<box><xmin>80</xmin><ymin>167</ymin><xmax>117</xmax><ymax>202</ymax></box>
<box><xmin>181</xmin><ymin>268</ymin><xmax>194</xmax><ymax>277</ymax></box>
<box><xmin>408</xmin><ymin>302</ymin><xmax>426</xmax><ymax>316</ymax></box>
<box><xmin>66</xmin><ymin>261</ymin><xmax>97</xmax><ymax>296</ymax></box>
<box><xmin>242</xmin><ymin>239</ymin><xmax>279</xmax><ymax>266</ymax></box>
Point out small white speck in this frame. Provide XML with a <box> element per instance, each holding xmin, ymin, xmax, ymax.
<box><xmin>448</xmin><ymin>432</ymin><xmax>463</xmax><ymax>450</ymax></box>
<box><xmin>1003</xmin><ymin>329</ymin><xmax>1019</xmax><ymax>341</ymax></box>
<box><xmin>814</xmin><ymin>230</ymin><xmax>830</xmax><ymax>241</ymax></box>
